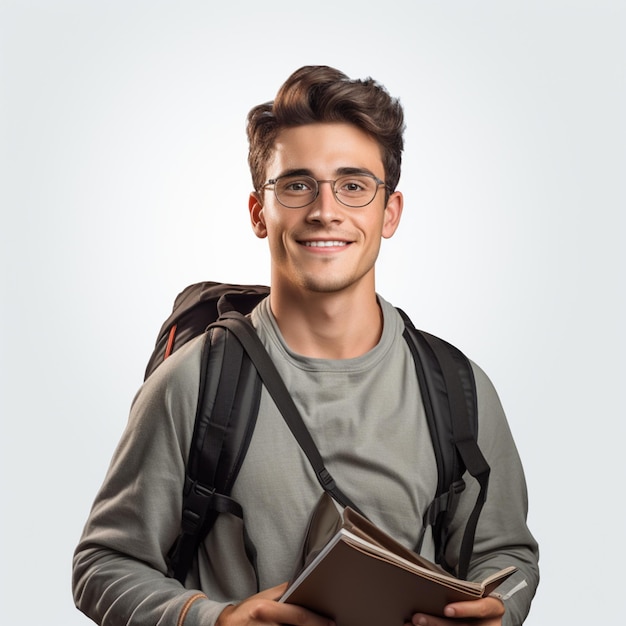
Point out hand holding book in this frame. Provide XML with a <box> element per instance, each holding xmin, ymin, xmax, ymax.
<box><xmin>280</xmin><ymin>494</ymin><xmax>517</xmax><ymax>626</ymax></box>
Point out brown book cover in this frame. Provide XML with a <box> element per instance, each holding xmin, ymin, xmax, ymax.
<box><xmin>280</xmin><ymin>493</ymin><xmax>516</xmax><ymax>626</ymax></box>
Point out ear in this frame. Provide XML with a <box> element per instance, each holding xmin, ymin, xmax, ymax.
<box><xmin>249</xmin><ymin>192</ymin><xmax>268</xmax><ymax>239</ymax></box>
<box><xmin>381</xmin><ymin>191</ymin><xmax>403</xmax><ymax>239</ymax></box>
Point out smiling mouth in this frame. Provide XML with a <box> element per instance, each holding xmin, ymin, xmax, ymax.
<box><xmin>301</xmin><ymin>240</ymin><xmax>348</xmax><ymax>248</ymax></box>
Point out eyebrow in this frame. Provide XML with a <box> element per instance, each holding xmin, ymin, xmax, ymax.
<box><xmin>273</xmin><ymin>166</ymin><xmax>379</xmax><ymax>179</ymax></box>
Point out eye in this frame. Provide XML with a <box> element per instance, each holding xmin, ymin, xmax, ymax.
<box><xmin>336</xmin><ymin>176</ymin><xmax>373</xmax><ymax>195</ymax></box>
<box><xmin>279</xmin><ymin>177</ymin><xmax>314</xmax><ymax>194</ymax></box>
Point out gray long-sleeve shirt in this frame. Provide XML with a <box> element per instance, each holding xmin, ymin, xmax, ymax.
<box><xmin>73</xmin><ymin>296</ymin><xmax>539</xmax><ymax>625</ymax></box>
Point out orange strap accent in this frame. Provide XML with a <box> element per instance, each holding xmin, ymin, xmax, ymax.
<box><xmin>176</xmin><ymin>593</ymin><xmax>207</xmax><ymax>626</ymax></box>
<box><xmin>164</xmin><ymin>323</ymin><xmax>178</xmax><ymax>360</ymax></box>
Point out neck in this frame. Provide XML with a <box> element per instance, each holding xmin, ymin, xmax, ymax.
<box><xmin>269</xmin><ymin>280</ymin><xmax>383</xmax><ymax>359</ymax></box>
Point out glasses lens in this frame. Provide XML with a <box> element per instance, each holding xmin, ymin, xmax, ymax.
<box><xmin>334</xmin><ymin>174</ymin><xmax>379</xmax><ymax>207</ymax></box>
<box><xmin>275</xmin><ymin>175</ymin><xmax>317</xmax><ymax>208</ymax></box>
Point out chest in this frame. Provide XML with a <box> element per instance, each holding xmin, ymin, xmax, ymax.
<box><xmin>233</xmin><ymin>344</ymin><xmax>439</xmax><ymax>582</ymax></box>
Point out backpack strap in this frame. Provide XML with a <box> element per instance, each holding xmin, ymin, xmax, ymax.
<box><xmin>422</xmin><ymin>331</ymin><xmax>490</xmax><ymax>580</ymax></box>
<box><xmin>216</xmin><ymin>312</ymin><xmax>364</xmax><ymax>515</ymax></box>
<box><xmin>166</xmin><ymin>322</ymin><xmax>263</xmax><ymax>584</ymax></box>
<box><xmin>400</xmin><ymin>311</ymin><xmax>490</xmax><ymax>580</ymax></box>
<box><xmin>167</xmin><ymin>310</ymin><xmax>363</xmax><ymax>584</ymax></box>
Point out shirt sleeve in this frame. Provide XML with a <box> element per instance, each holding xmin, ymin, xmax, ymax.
<box><xmin>443</xmin><ymin>361</ymin><xmax>540</xmax><ymax>626</ymax></box>
<box><xmin>72</xmin><ymin>337</ymin><xmax>230</xmax><ymax>626</ymax></box>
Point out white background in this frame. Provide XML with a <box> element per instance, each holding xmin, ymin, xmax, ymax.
<box><xmin>1</xmin><ymin>1</ymin><xmax>624</xmax><ymax>625</ymax></box>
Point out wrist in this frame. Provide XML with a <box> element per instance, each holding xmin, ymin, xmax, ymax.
<box><xmin>215</xmin><ymin>603</ymin><xmax>237</xmax><ymax>626</ymax></box>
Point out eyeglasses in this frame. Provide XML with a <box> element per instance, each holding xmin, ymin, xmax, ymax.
<box><xmin>261</xmin><ymin>173</ymin><xmax>387</xmax><ymax>209</ymax></box>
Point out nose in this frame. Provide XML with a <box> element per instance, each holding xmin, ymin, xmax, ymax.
<box><xmin>306</xmin><ymin>180</ymin><xmax>344</xmax><ymax>224</ymax></box>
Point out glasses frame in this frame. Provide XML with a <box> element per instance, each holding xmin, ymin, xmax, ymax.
<box><xmin>261</xmin><ymin>172</ymin><xmax>388</xmax><ymax>209</ymax></box>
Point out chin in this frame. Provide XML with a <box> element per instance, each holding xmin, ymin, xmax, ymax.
<box><xmin>297</xmin><ymin>273</ymin><xmax>360</xmax><ymax>294</ymax></box>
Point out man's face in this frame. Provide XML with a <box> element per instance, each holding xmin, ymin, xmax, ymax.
<box><xmin>249</xmin><ymin>122</ymin><xmax>403</xmax><ymax>296</ymax></box>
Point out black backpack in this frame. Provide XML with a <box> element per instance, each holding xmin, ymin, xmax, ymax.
<box><xmin>144</xmin><ymin>282</ymin><xmax>490</xmax><ymax>585</ymax></box>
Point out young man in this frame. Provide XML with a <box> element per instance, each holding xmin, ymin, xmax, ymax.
<box><xmin>73</xmin><ymin>66</ymin><xmax>539</xmax><ymax>626</ymax></box>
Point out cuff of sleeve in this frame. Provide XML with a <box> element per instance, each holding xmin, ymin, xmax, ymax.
<box><xmin>489</xmin><ymin>578</ymin><xmax>528</xmax><ymax>602</ymax></box>
<box><xmin>166</xmin><ymin>591</ymin><xmax>231</xmax><ymax>626</ymax></box>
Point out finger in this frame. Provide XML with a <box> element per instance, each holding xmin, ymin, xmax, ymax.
<box><xmin>266</xmin><ymin>601</ymin><xmax>335</xmax><ymax>626</ymax></box>
<box><xmin>409</xmin><ymin>614</ymin><xmax>448</xmax><ymax>626</ymax></box>
<box><xmin>443</xmin><ymin>596</ymin><xmax>505</xmax><ymax>620</ymax></box>
<box><xmin>227</xmin><ymin>583</ymin><xmax>334</xmax><ymax>626</ymax></box>
<box><xmin>254</xmin><ymin>582</ymin><xmax>289</xmax><ymax>602</ymax></box>
<box><xmin>265</xmin><ymin>583</ymin><xmax>334</xmax><ymax>625</ymax></box>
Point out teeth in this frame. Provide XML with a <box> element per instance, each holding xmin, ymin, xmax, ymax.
<box><xmin>303</xmin><ymin>241</ymin><xmax>347</xmax><ymax>247</ymax></box>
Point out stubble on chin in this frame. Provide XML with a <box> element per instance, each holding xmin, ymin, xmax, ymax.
<box><xmin>293</xmin><ymin>266</ymin><xmax>369</xmax><ymax>295</ymax></box>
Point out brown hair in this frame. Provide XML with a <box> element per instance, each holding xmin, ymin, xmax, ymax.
<box><xmin>247</xmin><ymin>65</ymin><xmax>405</xmax><ymax>195</ymax></box>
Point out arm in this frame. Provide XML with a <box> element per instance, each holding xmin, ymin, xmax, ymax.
<box><xmin>72</xmin><ymin>338</ymin><xmax>230</xmax><ymax>625</ymax></box>
<box><xmin>73</xmin><ymin>337</ymin><xmax>341</xmax><ymax>626</ymax></box>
